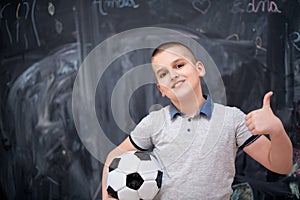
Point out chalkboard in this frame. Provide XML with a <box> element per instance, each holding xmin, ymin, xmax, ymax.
<box><xmin>1</xmin><ymin>0</ymin><xmax>300</xmax><ymax>199</ymax></box>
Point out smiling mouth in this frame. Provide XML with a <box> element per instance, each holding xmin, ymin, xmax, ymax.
<box><xmin>172</xmin><ymin>80</ymin><xmax>185</xmax><ymax>89</ymax></box>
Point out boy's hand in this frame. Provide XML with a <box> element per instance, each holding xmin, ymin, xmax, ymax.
<box><xmin>245</xmin><ymin>91</ymin><xmax>284</xmax><ymax>136</ymax></box>
<box><xmin>103</xmin><ymin>198</ymin><xmax>117</xmax><ymax>200</ymax></box>
<box><xmin>102</xmin><ymin>195</ymin><xmax>118</xmax><ymax>200</ymax></box>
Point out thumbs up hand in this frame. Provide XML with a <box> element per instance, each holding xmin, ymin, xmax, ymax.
<box><xmin>245</xmin><ymin>91</ymin><xmax>283</xmax><ymax>135</ymax></box>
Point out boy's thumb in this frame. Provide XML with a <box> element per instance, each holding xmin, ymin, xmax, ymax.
<box><xmin>263</xmin><ymin>91</ymin><xmax>273</xmax><ymax>108</ymax></box>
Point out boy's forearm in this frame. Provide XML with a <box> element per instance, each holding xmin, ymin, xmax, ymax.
<box><xmin>268</xmin><ymin>123</ymin><xmax>293</xmax><ymax>174</ymax></box>
<box><xmin>102</xmin><ymin>155</ymin><xmax>111</xmax><ymax>199</ymax></box>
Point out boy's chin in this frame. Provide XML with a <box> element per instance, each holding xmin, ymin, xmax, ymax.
<box><xmin>169</xmin><ymin>91</ymin><xmax>196</xmax><ymax>102</ymax></box>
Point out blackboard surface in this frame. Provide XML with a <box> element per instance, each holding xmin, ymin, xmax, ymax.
<box><xmin>1</xmin><ymin>0</ymin><xmax>300</xmax><ymax>199</ymax></box>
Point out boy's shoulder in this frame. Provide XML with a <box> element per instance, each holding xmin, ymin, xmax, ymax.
<box><xmin>213</xmin><ymin>103</ymin><xmax>246</xmax><ymax>117</ymax></box>
<box><xmin>147</xmin><ymin>105</ymin><xmax>170</xmax><ymax>119</ymax></box>
<box><xmin>137</xmin><ymin>105</ymin><xmax>169</xmax><ymax>132</ymax></box>
<box><xmin>214</xmin><ymin>102</ymin><xmax>244</xmax><ymax>112</ymax></box>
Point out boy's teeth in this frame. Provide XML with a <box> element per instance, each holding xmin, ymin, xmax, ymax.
<box><xmin>174</xmin><ymin>81</ymin><xmax>183</xmax><ymax>88</ymax></box>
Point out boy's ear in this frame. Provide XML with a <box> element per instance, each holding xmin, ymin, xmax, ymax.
<box><xmin>196</xmin><ymin>61</ymin><xmax>206</xmax><ymax>77</ymax></box>
<box><xmin>157</xmin><ymin>84</ymin><xmax>166</xmax><ymax>97</ymax></box>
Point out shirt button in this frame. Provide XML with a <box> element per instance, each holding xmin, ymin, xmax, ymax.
<box><xmin>188</xmin><ymin>118</ymin><xmax>192</xmax><ymax>122</ymax></box>
<box><xmin>187</xmin><ymin>128</ymin><xmax>191</xmax><ymax>132</ymax></box>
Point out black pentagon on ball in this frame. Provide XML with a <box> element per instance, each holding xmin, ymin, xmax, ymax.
<box><xmin>126</xmin><ymin>172</ymin><xmax>144</xmax><ymax>190</ymax></box>
<box><xmin>156</xmin><ymin>170</ymin><xmax>163</xmax><ymax>188</ymax></box>
<box><xmin>134</xmin><ymin>151</ymin><xmax>151</xmax><ymax>161</ymax></box>
<box><xmin>107</xmin><ymin>186</ymin><xmax>118</xmax><ymax>199</ymax></box>
<box><xmin>109</xmin><ymin>157</ymin><xmax>121</xmax><ymax>172</ymax></box>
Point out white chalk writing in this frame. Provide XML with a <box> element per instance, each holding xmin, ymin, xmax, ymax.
<box><xmin>93</xmin><ymin>0</ymin><xmax>139</xmax><ymax>16</ymax></box>
<box><xmin>230</xmin><ymin>0</ymin><xmax>282</xmax><ymax>14</ymax></box>
<box><xmin>290</xmin><ymin>32</ymin><xmax>300</xmax><ymax>52</ymax></box>
<box><xmin>192</xmin><ymin>0</ymin><xmax>211</xmax><ymax>14</ymax></box>
<box><xmin>0</xmin><ymin>0</ymin><xmax>41</xmax><ymax>48</ymax></box>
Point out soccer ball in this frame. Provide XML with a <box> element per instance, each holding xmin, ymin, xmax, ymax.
<box><xmin>105</xmin><ymin>151</ymin><xmax>163</xmax><ymax>200</ymax></box>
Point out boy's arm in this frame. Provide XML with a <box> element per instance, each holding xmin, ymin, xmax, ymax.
<box><xmin>102</xmin><ymin>137</ymin><xmax>139</xmax><ymax>200</ymax></box>
<box><xmin>243</xmin><ymin>91</ymin><xmax>293</xmax><ymax>175</ymax></box>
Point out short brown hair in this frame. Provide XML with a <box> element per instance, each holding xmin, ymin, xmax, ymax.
<box><xmin>151</xmin><ymin>42</ymin><xmax>197</xmax><ymax>64</ymax></box>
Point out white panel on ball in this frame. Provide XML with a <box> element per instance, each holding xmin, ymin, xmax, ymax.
<box><xmin>118</xmin><ymin>187</ymin><xmax>140</xmax><ymax>200</ymax></box>
<box><xmin>107</xmin><ymin>170</ymin><xmax>127</xmax><ymax>191</ymax></box>
<box><xmin>138</xmin><ymin>180</ymin><xmax>160</xmax><ymax>200</ymax></box>
<box><xmin>139</xmin><ymin>171</ymin><xmax>159</xmax><ymax>181</ymax></box>
<box><xmin>118</xmin><ymin>152</ymin><xmax>140</xmax><ymax>173</ymax></box>
<box><xmin>138</xmin><ymin>159</ymin><xmax>160</xmax><ymax>174</ymax></box>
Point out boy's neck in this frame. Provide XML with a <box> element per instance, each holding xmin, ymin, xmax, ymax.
<box><xmin>172</xmin><ymin>93</ymin><xmax>206</xmax><ymax>117</ymax></box>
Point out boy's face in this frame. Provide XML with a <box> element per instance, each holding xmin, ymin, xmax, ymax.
<box><xmin>151</xmin><ymin>46</ymin><xmax>205</xmax><ymax>102</ymax></box>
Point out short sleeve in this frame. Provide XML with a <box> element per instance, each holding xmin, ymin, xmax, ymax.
<box><xmin>130</xmin><ymin>109</ymin><xmax>166</xmax><ymax>151</ymax></box>
<box><xmin>233</xmin><ymin>108</ymin><xmax>254</xmax><ymax>147</ymax></box>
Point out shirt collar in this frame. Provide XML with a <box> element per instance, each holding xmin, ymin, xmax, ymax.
<box><xmin>169</xmin><ymin>95</ymin><xmax>214</xmax><ymax>120</ymax></box>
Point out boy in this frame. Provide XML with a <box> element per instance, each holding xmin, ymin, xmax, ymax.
<box><xmin>102</xmin><ymin>42</ymin><xmax>293</xmax><ymax>199</ymax></box>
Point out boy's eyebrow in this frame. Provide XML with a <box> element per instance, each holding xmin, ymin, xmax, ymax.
<box><xmin>170</xmin><ymin>58</ymin><xmax>187</xmax><ymax>66</ymax></box>
<box><xmin>155</xmin><ymin>67</ymin><xmax>164</xmax><ymax>75</ymax></box>
<box><xmin>154</xmin><ymin>58</ymin><xmax>188</xmax><ymax>75</ymax></box>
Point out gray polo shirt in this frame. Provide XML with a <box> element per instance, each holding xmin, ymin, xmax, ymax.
<box><xmin>129</xmin><ymin>97</ymin><xmax>256</xmax><ymax>200</ymax></box>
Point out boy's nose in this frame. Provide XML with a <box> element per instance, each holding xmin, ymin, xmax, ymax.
<box><xmin>169</xmin><ymin>69</ymin><xmax>179</xmax><ymax>80</ymax></box>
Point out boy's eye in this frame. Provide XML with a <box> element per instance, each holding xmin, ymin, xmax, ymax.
<box><xmin>159</xmin><ymin>72</ymin><xmax>167</xmax><ymax>78</ymax></box>
<box><xmin>175</xmin><ymin>63</ymin><xmax>184</xmax><ymax>69</ymax></box>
